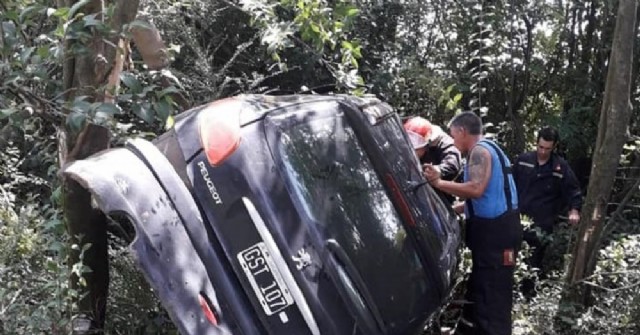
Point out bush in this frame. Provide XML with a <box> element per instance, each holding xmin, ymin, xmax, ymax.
<box><xmin>512</xmin><ymin>221</ymin><xmax>640</xmax><ymax>335</ymax></box>
<box><xmin>0</xmin><ymin>202</ymin><xmax>78</xmax><ymax>334</ymax></box>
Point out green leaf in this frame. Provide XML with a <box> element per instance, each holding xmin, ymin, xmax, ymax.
<box><xmin>351</xmin><ymin>87</ymin><xmax>366</xmax><ymax>97</ymax></box>
<box><xmin>0</xmin><ymin>108</ymin><xmax>18</xmax><ymax>119</ymax></box>
<box><xmin>69</xmin><ymin>0</ymin><xmax>93</xmax><ymax>19</ymax></box>
<box><xmin>127</xmin><ymin>19</ymin><xmax>152</xmax><ymax>30</ymax></box>
<box><xmin>46</xmin><ymin>260</ymin><xmax>59</xmax><ymax>272</ymax></box>
<box><xmin>142</xmin><ymin>84</ymin><xmax>157</xmax><ymax>95</ymax></box>
<box><xmin>132</xmin><ymin>103</ymin><xmax>155</xmax><ymax>124</ymax></box>
<box><xmin>36</xmin><ymin>46</ymin><xmax>50</xmax><ymax>59</ymax></box>
<box><xmin>333</xmin><ymin>21</ymin><xmax>344</xmax><ymax>32</ymax></box>
<box><xmin>81</xmin><ymin>243</ymin><xmax>92</xmax><ymax>253</ymax></box>
<box><xmin>49</xmin><ymin>186</ymin><xmax>62</xmax><ymax>205</ymax></box>
<box><xmin>83</xmin><ymin>14</ymin><xmax>102</xmax><ymax>27</ymax></box>
<box><xmin>48</xmin><ymin>7</ymin><xmax>70</xmax><ymax>20</ymax></box>
<box><xmin>346</xmin><ymin>8</ymin><xmax>359</xmax><ymax>17</ymax></box>
<box><xmin>165</xmin><ymin>115</ymin><xmax>175</xmax><ymax>130</ymax></box>
<box><xmin>335</xmin><ymin>4</ymin><xmax>358</xmax><ymax>18</ymax></box>
<box><xmin>153</xmin><ymin>100</ymin><xmax>172</xmax><ymax>121</ymax></box>
<box><xmin>352</xmin><ymin>46</ymin><xmax>362</xmax><ymax>58</ymax></box>
<box><xmin>94</xmin><ymin>102</ymin><xmax>122</xmax><ymax>118</ymax></box>
<box><xmin>54</xmin><ymin>24</ymin><xmax>65</xmax><ymax>38</ymax></box>
<box><xmin>66</xmin><ymin>112</ymin><xmax>87</xmax><ymax>132</ymax></box>
<box><xmin>120</xmin><ymin>72</ymin><xmax>142</xmax><ymax>93</ymax></box>
<box><xmin>70</xmin><ymin>97</ymin><xmax>92</xmax><ymax>114</ymax></box>
<box><xmin>20</xmin><ymin>47</ymin><xmax>35</xmax><ymax>63</ymax></box>
<box><xmin>19</xmin><ymin>4</ymin><xmax>44</xmax><ymax>22</ymax></box>
<box><xmin>5</xmin><ymin>10</ymin><xmax>19</xmax><ymax>21</ymax></box>
<box><xmin>157</xmin><ymin>86</ymin><xmax>180</xmax><ymax>98</ymax></box>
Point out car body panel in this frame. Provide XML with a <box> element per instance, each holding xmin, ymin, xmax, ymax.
<box><xmin>64</xmin><ymin>139</ymin><xmax>234</xmax><ymax>335</ymax></box>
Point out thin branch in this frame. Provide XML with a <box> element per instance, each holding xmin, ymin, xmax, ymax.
<box><xmin>5</xmin><ymin>85</ymin><xmax>65</xmax><ymax>124</ymax></box>
<box><xmin>603</xmin><ymin>175</ymin><xmax>640</xmax><ymax>234</ymax></box>
<box><xmin>0</xmin><ymin>184</ymin><xmax>11</xmax><ymax>207</ymax></box>
<box><xmin>0</xmin><ymin>287</ymin><xmax>23</xmax><ymax>315</ymax></box>
<box><xmin>582</xmin><ymin>279</ymin><xmax>640</xmax><ymax>293</ymax></box>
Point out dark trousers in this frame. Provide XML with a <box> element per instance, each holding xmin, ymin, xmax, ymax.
<box><xmin>458</xmin><ymin>210</ymin><xmax>521</xmax><ymax>335</ymax></box>
<box><xmin>521</xmin><ymin>222</ymin><xmax>553</xmax><ymax>298</ymax></box>
<box><xmin>457</xmin><ymin>262</ymin><xmax>515</xmax><ymax>335</ymax></box>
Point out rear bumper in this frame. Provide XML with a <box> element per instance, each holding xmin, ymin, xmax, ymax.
<box><xmin>63</xmin><ymin>139</ymin><xmax>245</xmax><ymax>335</ymax></box>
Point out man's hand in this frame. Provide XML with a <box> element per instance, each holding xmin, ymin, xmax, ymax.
<box><xmin>424</xmin><ymin>164</ymin><xmax>441</xmax><ymax>187</ymax></box>
<box><xmin>568</xmin><ymin>209</ymin><xmax>580</xmax><ymax>225</ymax></box>
<box><xmin>452</xmin><ymin>201</ymin><xmax>465</xmax><ymax>214</ymax></box>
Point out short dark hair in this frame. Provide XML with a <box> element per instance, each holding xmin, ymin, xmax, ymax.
<box><xmin>448</xmin><ymin>111</ymin><xmax>483</xmax><ymax>135</ymax></box>
<box><xmin>537</xmin><ymin>126</ymin><xmax>560</xmax><ymax>144</ymax></box>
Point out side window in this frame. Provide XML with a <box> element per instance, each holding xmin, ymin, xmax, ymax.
<box><xmin>368</xmin><ymin>114</ymin><xmax>447</xmax><ymax>251</ymax></box>
<box><xmin>367</xmin><ymin>114</ymin><xmax>422</xmax><ymax>184</ymax></box>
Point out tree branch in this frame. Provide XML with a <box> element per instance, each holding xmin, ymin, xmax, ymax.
<box><xmin>603</xmin><ymin>175</ymin><xmax>640</xmax><ymax>234</ymax></box>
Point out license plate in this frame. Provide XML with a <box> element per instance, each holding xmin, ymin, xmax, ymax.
<box><xmin>238</xmin><ymin>242</ymin><xmax>294</xmax><ymax>315</ymax></box>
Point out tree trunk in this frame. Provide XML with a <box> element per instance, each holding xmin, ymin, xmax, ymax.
<box><xmin>58</xmin><ymin>0</ymin><xmax>140</xmax><ymax>333</ymax></box>
<box><xmin>560</xmin><ymin>0</ymin><xmax>636</xmax><ymax>317</ymax></box>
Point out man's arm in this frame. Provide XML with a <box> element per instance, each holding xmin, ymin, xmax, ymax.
<box><xmin>435</xmin><ymin>137</ymin><xmax>463</xmax><ymax>181</ymax></box>
<box><xmin>561</xmin><ymin>160</ymin><xmax>583</xmax><ymax>224</ymax></box>
<box><xmin>511</xmin><ymin>154</ymin><xmax>521</xmax><ymax>184</ymax></box>
<box><xmin>425</xmin><ymin>145</ymin><xmax>492</xmax><ymax>199</ymax></box>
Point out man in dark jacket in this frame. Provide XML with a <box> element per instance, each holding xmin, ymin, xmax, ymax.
<box><xmin>513</xmin><ymin>126</ymin><xmax>583</xmax><ymax>297</ymax></box>
<box><xmin>404</xmin><ymin>116</ymin><xmax>463</xmax><ymax>183</ymax></box>
<box><xmin>405</xmin><ymin>117</ymin><xmax>462</xmax><ymax>205</ymax></box>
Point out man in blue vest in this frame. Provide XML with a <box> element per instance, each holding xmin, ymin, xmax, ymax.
<box><xmin>513</xmin><ymin>126</ymin><xmax>582</xmax><ymax>298</ymax></box>
<box><xmin>425</xmin><ymin>111</ymin><xmax>522</xmax><ymax>335</ymax></box>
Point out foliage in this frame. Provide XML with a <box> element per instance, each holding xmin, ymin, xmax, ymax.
<box><xmin>0</xmin><ymin>184</ymin><xmax>79</xmax><ymax>334</ymax></box>
<box><xmin>239</xmin><ymin>0</ymin><xmax>364</xmax><ymax>91</ymax></box>
<box><xmin>0</xmin><ymin>1</ymin><xmax>64</xmax><ymax>124</ymax></box>
<box><xmin>2</xmin><ymin>0</ymin><xmax>640</xmax><ymax>333</ymax></box>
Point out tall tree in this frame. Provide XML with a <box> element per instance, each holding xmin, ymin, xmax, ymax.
<box><xmin>57</xmin><ymin>0</ymin><xmax>140</xmax><ymax>333</ymax></box>
<box><xmin>563</xmin><ymin>0</ymin><xmax>636</xmax><ymax>309</ymax></box>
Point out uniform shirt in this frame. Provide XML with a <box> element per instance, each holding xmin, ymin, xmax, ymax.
<box><xmin>465</xmin><ymin>140</ymin><xmax>518</xmax><ymax>219</ymax></box>
<box><xmin>512</xmin><ymin>151</ymin><xmax>582</xmax><ymax>229</ymax></box>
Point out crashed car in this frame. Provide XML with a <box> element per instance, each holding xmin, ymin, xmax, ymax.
<box><xmin>63</xmin><ymin>94</ymin><xmax>461</xmax><ymax>335</ymax></box>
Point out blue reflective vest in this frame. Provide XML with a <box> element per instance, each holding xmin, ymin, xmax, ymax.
<box><xmin>464</xmin><ymin>139</ymin><xmax>518</xmax><ymax>219</ymax></box>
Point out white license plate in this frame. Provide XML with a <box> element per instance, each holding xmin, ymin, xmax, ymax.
<box><xmin>237</xmin><ymin>242</ymin><xmax>294</xmax><ymax>315</ymax></box>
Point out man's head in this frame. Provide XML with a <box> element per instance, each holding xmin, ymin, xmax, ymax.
<box><xmin>447</xmin><ymin>111</ymin><xmax>482</xmax><ymax>154</ymax></box>
<box><xmin>536</xmin><ymin>126</ymin><xmax>559</xmax><ymax>163</ymax></box>
<box><xmin>404</xmin><ymin>117</ymin><xmax>433</xmax><ymax>157</ymax></box>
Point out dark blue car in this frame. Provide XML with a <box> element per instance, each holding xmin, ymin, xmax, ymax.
<box><xmin>63</xmin><ymin>94</ymin><xmax>461</xmax><ymax>335</ymax></box>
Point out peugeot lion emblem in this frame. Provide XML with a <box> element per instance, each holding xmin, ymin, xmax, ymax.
<box><xmin>292</xmin><ymin>248</ymin><xmax>312</xmax><ymax>270</ymax></box>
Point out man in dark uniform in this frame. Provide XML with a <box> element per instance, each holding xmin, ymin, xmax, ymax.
<box><xmin>513</xmin><ymin>126</ymin><xmax>582</xmax><ymax>297</ymax></box>
<box><xmin>425</xmin><ymin>112</ymin><xmax>522</xmax><ymax>335</ymax></box>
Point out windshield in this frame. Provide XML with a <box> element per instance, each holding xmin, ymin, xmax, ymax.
<box><xmin>265</xmin><ymin>102</ymin><xmax>432</xmax><ymax>332</ymax></box>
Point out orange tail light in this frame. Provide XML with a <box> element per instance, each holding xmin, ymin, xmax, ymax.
<box><xmin>198</xmin><ymin>100</ymin><xmax>242</xmax><ymax>166</ymax></box>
